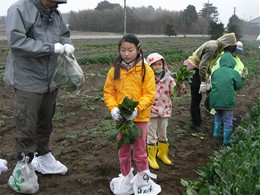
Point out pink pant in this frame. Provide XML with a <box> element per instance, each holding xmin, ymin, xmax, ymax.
<box><xmin>117</xmin><ymin>122</ymin><xmax>148</xmax><ymax>176</ymax></box>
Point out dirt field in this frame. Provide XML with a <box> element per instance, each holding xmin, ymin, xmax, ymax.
<box><xmin>0</xmin><ymin>37</ymin><xmax>259</xmax><ymax>195</ymax></box>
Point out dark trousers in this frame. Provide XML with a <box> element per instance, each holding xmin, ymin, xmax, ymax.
<box><xmin>189</xmin><ymin>68</ymin><xmax>202</xmax><ymax>126</ymax></box>
<box><xmin>14</xmin><ymin>89</ymin><xmax>58</xmax><ymax>159</ymax></box>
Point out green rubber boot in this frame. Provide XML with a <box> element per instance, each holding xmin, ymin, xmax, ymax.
<box><xmin>223</xmin><ymin>129</ymin><xmax>232</xmax><ymax>145</ymax></box>
<box><xmin>213</xmin><ymin>122</ymin><xmax>221</xmax><ymax>137</ymax></box>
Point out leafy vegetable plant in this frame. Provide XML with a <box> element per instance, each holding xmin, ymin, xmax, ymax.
<box><xmin>171</xmin><ymin>66</ymin><xmax>195</xmax><ymax>96</ymax></box>
<box><xmin>182</xmin><ymin>99</ymin><xmax>260</xmax><ymax>194</ymax></box>
<box><xmin>108</xmin><ymin>97</ymin><xmax>142</xmax><ymax>149</ymax></box>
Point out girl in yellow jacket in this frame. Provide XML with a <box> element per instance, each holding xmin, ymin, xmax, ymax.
<box><xmin>103</xmin><ymin>34</ymin><xmax>161</xmax><ymax>195</ymax></box>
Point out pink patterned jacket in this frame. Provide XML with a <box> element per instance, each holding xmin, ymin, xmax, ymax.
<box><xmin>150</xmin><ymin>71</ymin><xmax>176</xmax><ymax>118</ymax></box>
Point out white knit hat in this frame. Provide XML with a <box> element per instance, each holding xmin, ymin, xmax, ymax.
<box><xmin>236</xmin><ymin>41</ymin><xmax>243</xmax><ymax>55</ymax></box>
<box><xmin>146</xmin><ymin>53</ymin><xmax>165</xmax><ymax>66</ymax></box>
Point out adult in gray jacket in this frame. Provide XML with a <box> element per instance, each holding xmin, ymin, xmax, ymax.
<box><xmin>4</xmin><ymin>0</ymin><xmax>74</xmax><ymax>192</ymax></box>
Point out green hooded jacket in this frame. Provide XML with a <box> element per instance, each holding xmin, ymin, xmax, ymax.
<box><xmin>209</xmin><ymin>51</ymin><xmax>243</xmax><ymax>110</ymax></box>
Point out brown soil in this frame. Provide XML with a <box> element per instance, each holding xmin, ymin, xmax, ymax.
<box><xmin>0</xmin><ymin>38</ymin><xmax>259</xmax><ymax>195</ymax></box>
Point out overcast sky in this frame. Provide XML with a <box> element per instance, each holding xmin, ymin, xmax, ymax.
<box><xmin>1</xmin><ymin>0</ymin><xmax>259</xmax><ymax>26</ymax></box>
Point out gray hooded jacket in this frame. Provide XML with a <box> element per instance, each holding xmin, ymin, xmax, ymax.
<box><xmin>4</xmin><ymin>0</ymin><xmax>71</xmax><ymax>93</ymax></box>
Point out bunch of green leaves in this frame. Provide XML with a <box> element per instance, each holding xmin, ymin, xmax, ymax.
<box><xmin>108</xmin><ymin>97</ymin><xmax>142</xmax><ymax>149</ymax></box>
<box><xmin>171</xmin><ymin>65</ymin><xmax>195</xmax><ymax>83</ymax></box>
<box><xmin>171</xmin><ymin>66</ymin><xmax>195</xmax><ymax>97</ymax></box>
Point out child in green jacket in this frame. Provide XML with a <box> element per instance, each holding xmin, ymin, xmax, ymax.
<box><xmin>209</xmin><ymin>51</ymin><xmax>243</xmax><ymax>145</ymax></box>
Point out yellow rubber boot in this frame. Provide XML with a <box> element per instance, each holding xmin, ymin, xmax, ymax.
<box><xmin>157</xmin><ymin>142</ymin><xmax>173</xmax><ymax>165</ymax></box>
<box><xmin>147</xmin><ymin>145</ymin><xmax>159</xmax><ymax>170</ymax></box>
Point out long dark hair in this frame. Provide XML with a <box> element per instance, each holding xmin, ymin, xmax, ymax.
<box><xmin>113</xmin><ymin>34</ymin><xmax>146</xmax><ymax>82</ymax></box>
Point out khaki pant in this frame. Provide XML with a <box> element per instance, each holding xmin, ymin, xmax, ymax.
<box><xmin>14</xmin><ymin>89</ymin><xmax>58</xmax><ymax>159</ymax></box>
<box><xmin>147</xmin><ymin>118</ymin><xmax>168</xmax><ymax>145</ymax></box>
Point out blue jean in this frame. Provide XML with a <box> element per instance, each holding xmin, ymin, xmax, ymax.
<box><xmin>214</xmin><ymin>109</ymin><xmax>233</xmax><ymax>129</ymax></box>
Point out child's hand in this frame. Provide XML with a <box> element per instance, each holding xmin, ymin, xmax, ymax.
<box><xmin>126</xmin><ymin>108</ymin><xmax>138</xmax><ymax>121</ymax></box>
<box><xmin>240</xmin><ymin>67</ymin><xmax>248</xmax><ymax>79</ymax></box>
<box><xmin>199</xmin><ymin>82</ymin><xmax>207</xmax><ymax>94</ymax></box>
<box><xmin>178</xmin><ymin>82</ymin><xmax>187</xmax><ymax>94</ymax></box>
<box><xmin>111</xmin><ymin>107</ymin><xmax>122</xmax><ymax>121</ymax></box>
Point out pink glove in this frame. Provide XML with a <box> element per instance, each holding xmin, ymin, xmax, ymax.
<box><xmin>178</xmin><ymin>82</ymin><xmax>187</xmax><ymax>94</ymax></box>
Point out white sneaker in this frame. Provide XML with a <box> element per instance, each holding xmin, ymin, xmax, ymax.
<box><xmin>110</xmin><ymin>167</ymin><xmax>134</xmax><ymax>195</ymax></box>
<box><xmin>31</xmin><ymin>152</ymin><xmax>68</xmax><ymax>175</ymax></box>
<box><xmin>131</xmin><ymin>169</ymin><xmax>161</xmax><ymax>195</ymax></box>
<box><xmin>9</xmin><ymin>156</ymin><xmax>39</xmax><ymax>194</ymax></box>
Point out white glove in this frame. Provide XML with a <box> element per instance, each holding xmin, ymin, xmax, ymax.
<box><xmin>54</xmin><ymin>43</ymin><xmax>65</xmax><ymax>55</ymax></box>
<box><xmin>64</xmin><ymin>44</ymin><xmax>75</xmax><ymax>55</ymax></box>
<box><xmin>207</xmin><ymin>76</ymin><xmax>212</xmax><ymax>90</ymax></box>
<box><xmin>199</xmin><ymin>82</ymin><xmax>207</xmax><ymax>94</ymax></box>
<box><xmin>0</xmin><ymin>159</ymin><xmax>8</xmax><ymax>174</ymax></box>
<box><xmin>111</xmin><ymin>107</ymin><xmax>122</xmax><ymax>121</ymax></box>
<box><xmin>240</xmin><ymin>67</ymin><xmax>248</xmax><ymax>79</ymax></box>
<box><xmin>126</xmin><ymin>108</ymin><xmax>138</xmax><ymax>121</ymax></box>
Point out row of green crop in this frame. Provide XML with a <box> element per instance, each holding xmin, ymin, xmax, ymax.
<box><xmin>76</xmin><ymin>39</ymin><xmax>260</xmax><ymax>87</ymax></box>
<box><xmin>1</xmin><ymin>37</ymin><xmax>258</xmax><ymax>77</ymax></box>
<box><xmin>182</xmin><ymin>98</ymin><xmax>260</xmax><ymax>195</ymax></box>
<box><xmin>75</xmin><ymin>37</ymin><xmax>207</xmax><ymax>65</ymax></box>
<box><xmin>76</xmin><ymin>38</ymin><xmax>258</xmax><ymax>65</ymax></box>
<box><xmin>77</xmin><ymin>49</ymin><xmax>191</xmax><ymax>66</ymax></box>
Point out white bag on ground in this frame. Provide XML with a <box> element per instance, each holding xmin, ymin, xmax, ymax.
<box><xmin>131</xmin><ymin>169</ymin><xmax>161</xmax><ymax>195</ymax></box>
<box><xmin>110</xmin><ymin>167</ymin><xmax>134</xmax><ymax>195</ymax></box>
<box><xmin>31</xmin><ymin>152</ymin><xmax>68</xmax><ymax>175</ymax></box>
<box><xmin>8</xmin><ymin>156</ymin><xmax>39</xmax><ymax>194</ymax></box>
<box><xmin>0</xmin><ymin>158</ymin><xmax>8</xmax><ymax>174</ymax></box>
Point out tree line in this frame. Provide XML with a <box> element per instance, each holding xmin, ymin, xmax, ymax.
<box><xmin>66</xmin><ymin>1</ymin><xmax>256</xmax><ymax>39</ymax></box>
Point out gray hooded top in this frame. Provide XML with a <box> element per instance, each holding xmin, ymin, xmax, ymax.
<box><xmin>4</xmin><ymin>0</ymin><xmax>72</xmax><ymax>93</ymax></box>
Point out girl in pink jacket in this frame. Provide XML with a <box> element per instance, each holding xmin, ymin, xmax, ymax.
<box><xmin>146</xmin><ymin>53</ymin><xmax>176</xmax><ymax>170</ymax></box>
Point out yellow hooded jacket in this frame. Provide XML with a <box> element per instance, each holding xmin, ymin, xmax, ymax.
<box><xmin>212</xmin><ymin>52</ymin><xmax>245</xmax><ymax>74</ymax></box>
<box><xmin>187</xmin><ymin>33</ymin><xmax>237</xmax><ymax>82</ymax></box>
<box><xmin>103</xmin><ymin>61</ymin><xmax>156</xmax><ymax>122</ymax></box>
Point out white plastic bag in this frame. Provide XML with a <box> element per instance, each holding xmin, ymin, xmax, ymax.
<box><xmin>8</xmin><ymin>156</ymin><xmax>39</xmax><ymax>194</ymax></box>
<box><xmin>0</xmin><ymin>159</ymin><xmax>8</xmax><ymax>174</ymax></box>
<box><xmin>110</xmin><ymin>167</ymin><xmax>134</xmax><ymax>195</ymax></box>
<box><xmin>131</xmin><ymin>169</ymin><xmax>161</xmax><ymax>195</ymax></box>
<box><xmin>50</xmin><ymin>54</ymin><xmax>85</xmax><ymax>95</ymax></box>
<box><xmin>31</xmin><ymin>152</ymin><xmax>68</xmax><ymax>175</ymax></box>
